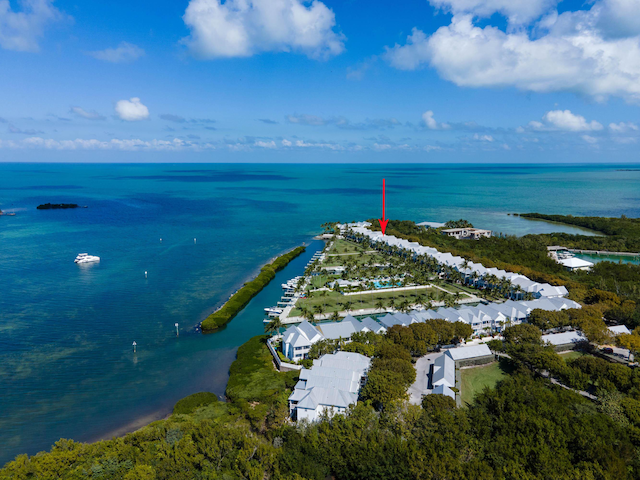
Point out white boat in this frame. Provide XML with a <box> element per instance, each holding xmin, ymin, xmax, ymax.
<box><xmin>74</xmin><ymin>253</ymin><xmax>100</xmax><ymax>264</ymax></box>
<box><xmin>264</xmin><ymin>307</ymin><xmax>283</xmax><ymax>314</ymax></box>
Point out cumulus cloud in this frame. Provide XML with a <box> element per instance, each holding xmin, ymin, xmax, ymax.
<box><xmin>258</xmin><ymin>118</ymin><xmax>278</xmax><ymax>124</ymax></box>
<box><xmin>281</xmin><ymin>139</ymin><xmax>292</xmax><ymax>146</ymax></box>
<box><xmin>115</xmin><ymin>97</ymin><xmax>149</xmax><ymax>121</ymax></box>
<box><xmin>539</xmin><ymin>110</ymin><xmax>603</xmax><ymax>131</ymax></box>
<box><xmin>609</xmin><ymin>121</ymin><xmax>639</xmax><ymax>132</ymax></box>
<box><xmin>0</xmin><ymin>0</ymin><xmax>66</xmax><ymax>52</ymax></box>
<box><xmin>384</xmin><ymin>0</ymin><xmax>640</xmax><ymax>103</ymax></box>
<box><xmin>70</xmin><ymin>106</ymin><xmax>105</xmax><ymax>120</ymax></box>
<box><xmin>181</xmin><ymin>0</ymin><xmax>345</xmax><ymax>60</ymax></box>
<box><xmin>421</xmin><ymin>110</ymin><xmax>450</xmax><ymax>130</ymax></box>
<box><xmin>87</xmin><ymin>42</ymin><xmax>145</xmax><ymax>63</ymax></box>
<box><xmin>427</xmin><ymin>0</ymin><xmax>559</xmax><ymax>26</ymax></box>
<box><xmin>582</xmin><ymin>135</ymin><xmax>598</xmax><ymax>144</ymax></box>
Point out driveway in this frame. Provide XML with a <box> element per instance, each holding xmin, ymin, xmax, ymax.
<box><xmin>408</xmin><ymin>352</ymin><xmax>442</xmax><ymax>405</ymax></box>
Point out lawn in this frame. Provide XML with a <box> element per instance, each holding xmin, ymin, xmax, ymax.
<box><xmin>559</xmin><ymin>350</ymin><xmax>587</xmax><ymax>361</ymax></box>
<box><xmin>460</xmin><ymin>360</ymin><xmax>514</xmax><ymax>406</ymax></box>
<box><xmin>289</xmin><ymin>286</ymin><xmax>441</xmax><ymax>317</ymax></box>
<box><xmin>328</xmin><ymin>239</ymin><xmax>368</xmax><ymax>254</ymax></box>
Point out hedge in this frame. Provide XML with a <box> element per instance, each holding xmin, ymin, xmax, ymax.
<box><xmin>201</xmin><ymin>246</ymin><xmax>306</xmax><ymax>332</ymax></box>
<box><xmin>173</xmin><ymin>392</ymin><xmax>219</xmax><ymax>415</ymax></box>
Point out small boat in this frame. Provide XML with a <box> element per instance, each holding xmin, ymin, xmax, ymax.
<box><xmin>264</xmin><ymin>307</ymin><xmax>283</xmax><ymax>315</ymax></box>
<box><xmin>74</xmin><ymin>253</ymin><xmax>100</xmax><ymax>264</ymax></box>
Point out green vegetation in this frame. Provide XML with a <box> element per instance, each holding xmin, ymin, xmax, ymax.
<box><xmin>172</xmin><ymin>392</ymin><xmax>218</xmax><ymax>415</ymax></box>
<box><xmin>444</xmin><ymin>219</ymin><xmax>474</xmax><ymax>228</ymax></box>
<box><xmin>460</xmin><ymin>360</ymin><xmax>512</xmax><ymax>405</ymax></box>
<box><xmin>521</xmin><ymin>213</ymin><xmax>640</xmax><ymax>252</ymax></box>
<box><xmin>201</xmin><ymin>246</ymin><xmax>305</xmax><ymax>332</ymax></box>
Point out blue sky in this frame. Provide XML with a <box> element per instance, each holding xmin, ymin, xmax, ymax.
<box><xmin>1</xmin><ymin>0</ymin><xmax>640</xmax><ymax>162</ymax></box>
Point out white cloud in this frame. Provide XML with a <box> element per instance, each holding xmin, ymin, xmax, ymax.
<box><xmin>427</xmin><ymin>0</ymin><xmax>559</xmax><ymax>26</ymax></box>
<box><xmin>115</xmin><ymin>97</ymin><xmax>149</xmax><ymax>121</ymax></box>
<box><xmin>384</xmin><ymin>2</ymin><xmax>640</xmax><ymax>104</ymax></box>
<box><xmin>541</xmin><ymin>110</ymin><xmax>603</xmax><ymax>131</ymax></box>
<box><xmin>422</xmin><ymin>110</ymin><xmax>437</xmax><ymax>129</ymax></box>
<box><xmin>582</xmin><ymin>134</ymin><xmax>598</xmax><ymax>143</ymax></box>
<box><xmin>13</xmin><ymin>137</ymin><xmax>210</xmax><ymax>151</ymax></box>
<box><xmin>254</xmin><ymin>140</ymin><xmax>276</xmax><ymax>148</ymax></box>
<box><xmin>0</xmin><ymin>0</ymin><xmax>66</xmax><ymax>52</ymax></box>
<box><xmin>421</xmin><ymin>110</ymin><xmax>450</xmax><ymax>130</ymax></box>
<box><xmin>181</xmin><ymin>0</ymin><xmax>344</xmax><ymax>60</ymax></box>
<box><xmin>596</xmin><ymin>0</ymin><xmax>640</xmax><ymax>38</ymax></box>
<box><xmin>88</xmin><ymin>42</ymin><xmax>145</xmax><ymax>63</ymax></box>
<box><xmin>281</xmin><ymin>139</ymin><xmax>292</xmax><ymax>147</ymax></box>
<box><xmin>473</xmin><ymin>133</ymin><xmax>494</xmax><ymax>141</ymax></box>
<box><xmin>70</xmin><ymin>106</ymin><xmax>105</xmax><ymax>120</ymax></box>
<box><xmin>609</xmin><ymin>121</ymin><xmax>639</xmax><ymax>132</ymax></box>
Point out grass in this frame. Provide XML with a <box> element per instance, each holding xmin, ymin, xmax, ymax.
<box><xmin>460</xmin><ymin>360</ymin><xmax>514</xmax><ymax>406</ymax></box>
<box><xmin>559</xmin><ymin>350</ymin><xmax>587</xmax><ymax>361</ymax></box>
<box><xmin>289</xmin><ymin>286</ymin><xmax>444</xmax><ymax>317</ymax></box>
<box><xmin>328</xmin><ymin>239</ymin><xmax>367</xmax><ymax>254</ymax></box>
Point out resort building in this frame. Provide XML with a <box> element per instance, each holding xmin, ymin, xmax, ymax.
<box><xmin>558</xmin><ymin>257</ymin><xmax>594</xmax><ymax>272</ymax></box>
<box><xmin>432</xmin><ymin>353</ymin><xmax>455</xmax><ymax>389</ymax></box>
<box><xmin>441</xmin><ymin>227</ymin><xmax>492</xmax><ymax>240</ymax></box>
<box><xmin>445</xmin><ymin>344</ymin><xmax>493</xmax><ymax>366</ymax></box>
<box><xmin>288</xmin><ymin>352</ymin><xmax>371</xmax><ymax>422</ymax></box>
<box><xmin>609</xmin><ymin>325</ymin><xmax>631</xmax><ymax>335</ymax></box>
<box><xmin>282</xmin><ymin>321</ymin><xmax>324</xmax><ymax>361</ymax></box>
<box><xmin>541</xmin><ymin>331</ymin><xmax>587</xmax><ymax>351</ymax></box>
<box><xmin>349</xmin><ymin>225</ymin><xmax>573</xmax><ymax>301</ymax></box>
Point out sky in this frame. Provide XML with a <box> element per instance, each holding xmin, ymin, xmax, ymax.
<box><xmin>1</xmin><ymin>0</ymin><xmax>640</xmax><ymax>163</ymax></box>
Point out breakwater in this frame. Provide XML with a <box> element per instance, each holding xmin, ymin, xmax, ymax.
<box><xmin>201</xmin><ymin>246</ymin><xmax>306</xmax><ymax>332</ymax></box>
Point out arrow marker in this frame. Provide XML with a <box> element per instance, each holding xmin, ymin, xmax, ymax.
<box><xmin>379</xmin><ymin>178</ymin><xmax>388</xmax><ymax>235</ymax></box>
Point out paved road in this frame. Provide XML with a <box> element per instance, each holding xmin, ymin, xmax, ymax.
<box><xmin>408</xmin><ymin>353</ymin><xmax>442</xmax><ymax>405</ymax></box>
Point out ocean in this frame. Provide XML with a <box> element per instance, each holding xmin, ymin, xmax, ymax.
<box><xmin>1</xmin><ymin>163</ymin><xmax>639</xmax><ymax>464</ymax></box>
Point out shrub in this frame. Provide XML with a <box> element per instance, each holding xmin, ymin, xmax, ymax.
<box><xmin>173</xmin><ymin>392</ymin><xmax>218</xmax><ymax>415</ymax></box>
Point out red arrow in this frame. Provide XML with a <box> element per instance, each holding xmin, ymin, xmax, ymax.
<box><xmin>379</xmin><ymin>178</ymin><xmax>388</xmax><ymax>235</ymax></box>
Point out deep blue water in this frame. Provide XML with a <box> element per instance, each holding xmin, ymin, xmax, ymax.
<box><xmin>1</xmin><ymin>163</ymin><xmax>639</xmax><ymax>464</ymax></box>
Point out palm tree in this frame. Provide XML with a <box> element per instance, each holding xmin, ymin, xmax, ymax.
<box><xmin>265</xmin><ymin>318</ymin><xmax>283</xmax><ymax>336</ymax></box>
<box><xmin>344</xmin><ymin>301</ymin><xmax>353</xmax><ymax>313</ymax></box>
<box><xmin>399</xmin><ymin>299</ymin><xmax>410</xmax><ymax>313</ymax></box>
<box><xmin>375</xmin><ymin>299</ymin><xmax>385</xmax><ymax>313</ymax></box>
<box><xmin>313</xmin><ymin>304</ymin><xmax>324</xmax><ymax>320</ymax></box>
<box><xmin>444</xmin><ymin>295</ymin><xmax>456</xmax><ymax>308</ymax></box>
<box><xmin>330</xmin><ymin>310</ymin><xmax>340</xmax><ymax>321</ymax></box>
<box><xmin>387</xmin><ymin>298</ymin><xmax>396</xmax><ymax>311</ymax></box>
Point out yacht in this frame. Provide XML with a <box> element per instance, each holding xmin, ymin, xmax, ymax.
<box><xmin>264</xmin><ymin>306</ymin><xmax>283</xmax><ymax>314</ymax></box>
<box><xmin>74</xmin><ymin>253</ymin><xmax>100</xmax><ymax>264</ymax></box>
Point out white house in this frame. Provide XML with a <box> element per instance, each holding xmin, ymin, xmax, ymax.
<box><xmin>558</xmin><ymin>257</ymin><xmax>594</xmax><ymax>271</ymax></box>
<box><xmin>442</xmin><ymin>228</ymin><xmax>492</xmax><ymax>240</ymax></box>
<box><xmin>288</xmin><ymin>352</ymin><xmax>371</xmax><ymax>422</ymax></box>
<box><xmin>282</xmin><ymin>321</ymin><xmax>324</xmax><ymax>361</ymax></box>
<box><xmin>432</xmin><ymin>353</ymin><xmax>455</xmax><ymax>388</ymax></box>
<box><xmin>609</xmin><ymin>325</ymin><xmax>631</xmax><ymax>335</ymax></box>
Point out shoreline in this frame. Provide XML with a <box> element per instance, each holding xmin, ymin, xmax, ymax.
<box><xmin>78</xmin><ymin>240</ymin><xmax>320</xmax><ymax>450</ymax></box>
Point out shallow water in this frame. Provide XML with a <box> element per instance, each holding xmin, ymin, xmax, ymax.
<box><xmin>1</xmin><ymin>163</ymin><xmax>639</xmax><ymax>464</ymax></box>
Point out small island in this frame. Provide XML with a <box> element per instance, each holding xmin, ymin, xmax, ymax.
<box><xmin>36</xmin><ymin>203</ymin><xmax>84</xmax><ymax>210</ymax></box>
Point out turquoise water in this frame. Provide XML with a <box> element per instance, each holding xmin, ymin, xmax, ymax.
<box><xmin>373</xmin><ymin>280</ymin><xmax>401</xmax><ymax>289</ymax></box>
<box><xmin>1</xmin><ymin>163</ymin><xmax>639</xmax><ymax>464</ymax></box>
<box><xmin>574</xmin><ymin>253</ymin><xmax>640</xmax><ymax>265</ymax></box>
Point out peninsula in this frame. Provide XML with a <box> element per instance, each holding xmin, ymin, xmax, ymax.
<box><xmin>4</xmin><ymin>216</ymin><xmax>640</xmax><ymax>479</ymax></box>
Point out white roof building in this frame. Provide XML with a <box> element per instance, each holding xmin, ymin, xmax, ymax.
<box><xmin>445</xmin><ymin>344</ymin><xmax>492</xmax><ymax>362</ymax></box>
<box><xmin>289</xmin><ymin>352</ymin><xmax>371</xmax><ymax>422</ymax></box>
<box><xmin>349</xmin><ymin>225</ymin><xmax>572</xmax><ymax>300</ymax></box>
<box><xmin>432</xmin><ymin>353</ymin><xmax>455</xmax><ymax>387</ymax></box>
<box><xmin>282</xmin><ymin>321</ymin><xmax>324</xmax><ymax>361</ymax></box>
<box><xmin>609</xmin><ymin>325</ymin><xmax>631</xmax><ymax>335</ymax></box>
<box><xmin>432</xmin><ymin>384</ymin><xmax>456</xmax><ymax>400</ymax></box>
<box><xmin>542</xmin><ymin>330</ymin><xmax>586</xmax><ymax>346</ymax></box>
<box><xmin>558</xmin><ymin>257</ymin><xmax>594</xmax><ymax>271</ymax></box>
<box><xmin>317</xmin><ymin>321</ymin><xmax>357</xmax><ymax>340</ymax></box>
